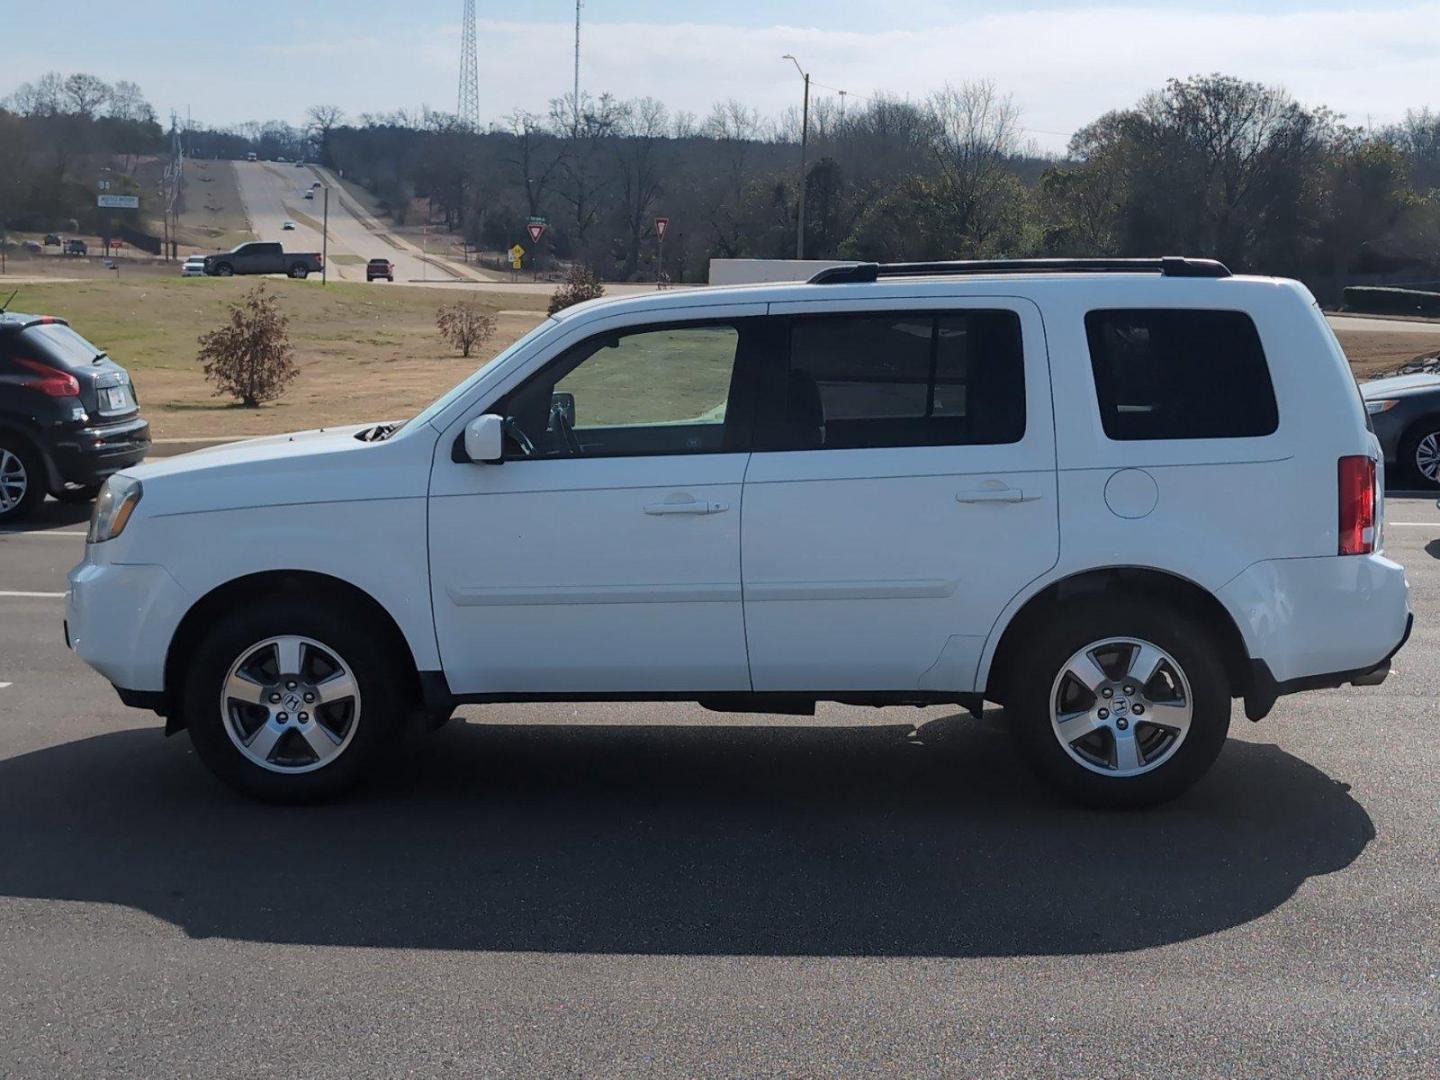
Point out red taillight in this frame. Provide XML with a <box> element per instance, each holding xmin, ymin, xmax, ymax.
<box><xmin>1338</xmin><ymin>455</ymin><xmax>1376</xmax><ymax>556</ymax></box>
<box><xmin>14</xmin><ymin>357</ymin><xmax>80</xmax><ymax>397</ymax></box>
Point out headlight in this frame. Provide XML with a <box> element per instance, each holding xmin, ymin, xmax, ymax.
<box><xmin>87</xmin><ymin>475</ymin><xmax>143</xmax><ymax>544</ymax></box>
<box><xmin>1366</xmin><ymin>399</ymin><xmax>1399</xmax><ymax>415</ymax></box>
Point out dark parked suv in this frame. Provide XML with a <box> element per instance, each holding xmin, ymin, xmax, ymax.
<box><xmin>0</xmin><ymin>312</ymin><xmax>150</xmax><ymax>524</ymax></box>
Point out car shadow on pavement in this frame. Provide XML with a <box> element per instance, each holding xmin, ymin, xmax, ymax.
<box><xmin>0</xmin><ymin>497</ymin><xmax>93</xmax><ymax>532</ymax></box>
<box><xmin>0</xmin><ymin>712</ymin><xmax>1373</xmax><ymax>958</ymax></box>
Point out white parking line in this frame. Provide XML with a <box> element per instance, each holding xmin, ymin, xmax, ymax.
<box><xmin>1387</xmin><ymin>522</ymin><xmax>1439</xmax><ymax>527</ymax></box>
<box><xmin>0</xmin><ymin>682</ymin><xmax>11</xmax><ymax>690</ymax></box>
<box><xmin>0</xmin><ymin>591</ymin><xmax>66</xmax><ymax>599</ymax></box>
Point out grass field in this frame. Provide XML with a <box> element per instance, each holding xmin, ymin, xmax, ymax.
<box><xmin>3</xmin><ymin>277</ymin><xmax>548</xmax><ymax>439</ymax></box>
<box><xmin>173</xmin><ymin>159</ymin><xmax>253</xmax><ymax>252</ymax></box>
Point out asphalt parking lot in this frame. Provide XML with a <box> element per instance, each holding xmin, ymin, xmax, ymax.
<box><xmin>1</xmin><ymin>498</ymin><xmax>1436</xmax><ymax>1078</ymax></box>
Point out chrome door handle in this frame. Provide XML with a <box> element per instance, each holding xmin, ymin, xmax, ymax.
<box><xmin>956</xmin><ymin>489</ymin><xmax>1027</xmax><ymax>504</ymax></box>
<box><xmin>644</xmin><ymin>499</ymin><xmax>728</xmax><ymax>516</ymax></box>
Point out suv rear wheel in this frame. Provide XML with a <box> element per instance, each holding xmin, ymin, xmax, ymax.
<box><xmin>0</xmin><ymin>437</ymin><xmax>44</xmax><ymax>524</ymax></box>
<box><xmin>1006</xmin><ymin>598</ymin><xmax>1232</xmax><ymax>808</ymax></box>
<box><xmin>183</xmin><ymin>597</ymin><xmax>409</xmax><ymax>802</ymax></box>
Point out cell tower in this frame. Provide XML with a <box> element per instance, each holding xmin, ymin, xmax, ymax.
<box><xmin>458</xmin><ymin>0</ymin><xmax>481</xmax><ymax>130</ymax></box>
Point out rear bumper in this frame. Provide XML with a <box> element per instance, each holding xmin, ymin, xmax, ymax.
<box><xmin>1218</xmin><ymin>552</ymin><xmax>1412</xmax><ymax>718</ymax></box>
<box><xmin>47</xmin><ymin>416</ymin><xmax>150</xmax><ymax>487</ymax></box>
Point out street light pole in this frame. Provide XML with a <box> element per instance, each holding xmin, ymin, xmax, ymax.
<box><xmin>321</xmin><ymin>186</ymin><xmax>329</xmax><ymax>285</ymax></box>
<box><xmin>783</xmin><ymin>55</ymin><xmax>811</xmax><ymax>260</ymax></box>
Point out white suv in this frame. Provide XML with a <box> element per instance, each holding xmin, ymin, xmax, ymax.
<box><xmin>66</xmin><ymin>258</ymin><xmax>1411</xmax><ymax>806</ymax></box>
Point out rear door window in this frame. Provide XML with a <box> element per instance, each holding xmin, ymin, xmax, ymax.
<box><xmin>1085</xmin><ymin>309</ymin><xmax>1278</xmax><ymax>440</ymax></box>
<box><xmin>756</xmin><ymin>310</ymin><xmax>1026</xmax><ymax>450</ymax></box>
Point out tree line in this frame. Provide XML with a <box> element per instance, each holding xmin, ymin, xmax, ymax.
<box><xmin>4</xmin><ymin>71</ymin><xmax>1439</xmax><ymax>301</ymax></box>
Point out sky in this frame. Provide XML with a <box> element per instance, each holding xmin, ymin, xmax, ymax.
<box><xmin>3</xmin><ymin>1</ymin><xmax>1437</xmax><ymax>151</ymax></box>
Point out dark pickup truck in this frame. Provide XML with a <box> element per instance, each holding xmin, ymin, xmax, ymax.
<box><xmin>203</xmin><ymin>242</ymin><xmax>324</xmax><ymax>279</ymax></box>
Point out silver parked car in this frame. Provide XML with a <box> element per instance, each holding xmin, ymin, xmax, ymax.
<box><xmin>1360</xmin><ymin>371</ymin><xmax>1440</xmax><ymax>487</ymax></box>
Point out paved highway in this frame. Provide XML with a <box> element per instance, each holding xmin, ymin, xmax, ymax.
<box><xmin>230</xmin><ymin>160</ymin><xmax>484</xmax><ymax>285</ymax></box>
<box><xmin>0</xmin><ymin>495</ymin><xmax>1435</xmax><ymax>1076</ymax></box>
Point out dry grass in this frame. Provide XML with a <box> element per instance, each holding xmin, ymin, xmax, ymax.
<box><xmin>3</xmin><ymin>277</ymin><xmax>548</xmax><ymax>439</ymax></box>
<box><xmin>172</xmin><ymin>159</ymin><xmax>253</xmax><ymax>252</ymax></box>
<box><xmin>1332</xmin><ymin>330</ymin><xmax>1439</xmax><ymax>380</ymax></box>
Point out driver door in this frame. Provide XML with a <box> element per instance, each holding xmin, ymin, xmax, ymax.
<box><xmin>428</xmin><ymin>313</ymin><xmax>767</xmax><ymax>695</ymax></box>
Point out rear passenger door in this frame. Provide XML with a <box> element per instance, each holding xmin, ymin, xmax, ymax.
<box><xmin>741</xmin><ymin>298</ymin><xmax>1057</xmax><ymax>693</ymax></box>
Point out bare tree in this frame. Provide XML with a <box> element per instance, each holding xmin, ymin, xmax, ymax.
<box><xmin>306</xmin><ymin>104</ymin><xmax>345</xmax><ymax>164</ymax></box>
<box><xmin>924</xmin><ymin>81</ymin><xmax>1026</xmax><ymax>252</ymax></box>
<box><xmin>614</xmin><ymin>97</ymin><xmax>670</xmax><ymax>278</ymax></box>
<box><xmin>550</xmin><ymin>92</ymin><xmax>619</xmax><ymax>243</ymax></box>
<box><xmin>62</xmin><ymin>73</ymin><xmax>111</xmax><ymax>118</ymax></box>
<box><xmin>502</xmin><ymin>110</ymin><xmax>567</xmax><ymax>218</ymax></box>
<box><xmin>198</xmin><ymin>285</ymin><xmax>298</xmax><ymax>408</ymax></box>
<box><xmin>8</xmin><ymin>72</ymin><xmax>65</xmax><ymax>117</ymax></box>
<box><xmin>107</xmin><ymin>81</ymin><xmax>154</xmax><ymax>123</ymax></box>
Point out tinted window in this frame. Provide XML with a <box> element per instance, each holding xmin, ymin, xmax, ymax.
<box><xmin>19</xmin><ymin>324</ymin><xmax>103</xmax><ymax>369</ymax></box>
<box><xmin>759</xmin><ymin>311</ymin><xmax>1025</xmax><ymax>450</ymax></box>
<box><xmin>1085</xmin><ymin>309</ymin><xmax>1278</xmax><ymax>440</ymax></box>
<box><xmin>502</xmin><ymin>321</ymin><xmax>747</xmax><ymax>459</ymax></box>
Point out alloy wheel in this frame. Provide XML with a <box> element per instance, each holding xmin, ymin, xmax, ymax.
<box><xmin>1049</xmin><ymin>636</ymin><xmax>1194</xmax><ymax>778</ymax></box>
<box><xmin>220</xmin><ymin>635</ymin><xmax>361</xmax><ymax>774</ymax></box>
<box><xmin>0</xmin><ymin>449</ymin><xmax>29</xmax><ymax>514</ymax></box>
<box><xmin>1414</xmin><ymin>432</ymin><xmax>1440</xmax><ymax>482</ymax></box>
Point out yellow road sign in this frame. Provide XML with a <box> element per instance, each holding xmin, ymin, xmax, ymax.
<box><xmin>509</xmin><ymin>244</ymin><xmax>525</xmax><ymax>259</ymax></box>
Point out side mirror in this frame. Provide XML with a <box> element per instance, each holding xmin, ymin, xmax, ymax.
<box><xmin>549</xmin><ymin>391</ymin><xmax>576</xmax><ymax>429</ymax></box>
<box><xmin>464</xmin><ymin>414</ymin><xmax>505</xmax><ymax>463</ymax></box>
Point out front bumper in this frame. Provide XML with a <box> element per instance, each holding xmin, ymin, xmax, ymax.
<box><xmin>48</xmin><ymin>416</ymin><xmax>151</xmax><ymax>488</ymax></box>
<box><xmin>66</xmin><ymin>559</ymin><xmax>189</xmax><ymax>696</ymax></box>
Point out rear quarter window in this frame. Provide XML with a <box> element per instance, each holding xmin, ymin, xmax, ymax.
<box><xmin>1084</xmin><ymin>309</ymin><xmax>1278</xmax><ymax>440</ymax></box>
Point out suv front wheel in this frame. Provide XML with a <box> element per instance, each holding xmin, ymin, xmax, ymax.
<box><xmin>183</xmin><ymin>598</ymin><xmax>408</xmax><ymax>802</ymax></box>
<box><xmin>1006</xmin><ymin>598</ymin><xmax>1232</xmax><ymax>808</ymax></box>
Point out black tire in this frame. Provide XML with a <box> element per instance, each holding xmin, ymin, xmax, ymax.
<box><xmin>288</xmin><ymin>264</ymin><xmax>309</xmax><ymax>279</ymax></box>
<box><xmin>1006</xmin><ymin>596</ymin><xmax>1232</xmax><ymax>809</ymax></box>
<box><xmin>0</xmin><ymin>435</ymin><xmax>46</xmax><ymax>525</ymax></box>
<box><xmin>214</xmin><ymin>263</ymin><xmax>234</xmax><ymax>277</ymax></box>
<box><xmin>52</xmin><ymin>482</ymin><xmax>101</xmax><ymax>504</ymax></box>
<box><xmin>182</xmin><ymin>596</ymin><xmax>410</xmax><ymax>803</ymax></box>
<box><xmin>1398</xmin><ymin>419</ymin><xmax>1440</xmax><ymax>489</ymax></box>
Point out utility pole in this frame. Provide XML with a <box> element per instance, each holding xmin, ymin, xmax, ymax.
<box><xmin>783</xmin><ymin>55</ymin><xmax>811</xmax><ymax>260</ymax></box>
<box><xmin>321</xmin><ymin>187</ymin><xmax>329</xmax><ymax>285</ymax></box>
<box><xmin>574</xmin><ymin>0</ymin><xmax>584</xmax><ymax>134</ymax></box>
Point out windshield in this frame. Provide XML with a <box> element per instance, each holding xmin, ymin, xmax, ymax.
<box><xmin>392</xmin><ymin>318</ymin><xmax>556</xmax><ymax>436</ymax></box>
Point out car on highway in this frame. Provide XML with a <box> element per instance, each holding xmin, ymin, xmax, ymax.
<box><xmin>1360</xmin><ymin>370</ymin><xmax>1440</xmax><ymax>488</ymax></box>
<box><xmin>303</xmin><ymin>190</ymin><xmax>314</xmax><ymax>200</ymax></box>
<box><xmin>0</xmin><ymin>310</ymin><xmax>150</xmax><ymax>523</ymax></box>
<box><xmin>245</xmin><ymin>152</ymin><xmax>258</xmax><ymax>162</ymax></box>
<box><xmin>64</xmin><ymin>239</ymin><xmax>87</xmax><ymax>256</ymax></box>
<box><xmin>202</xmin><ymin>241</ymin><xmax>323</xmax><ymax>279</ymax></box>
<box><xmin>65</xmin><ymin>257</ymin><xmax>1410</xmax><ymax>807</ymax></box>
<box><xmin>282</xmin><ymin>221</ymin><xmax>296</xmax><ymax>231</ymax></box>
<box><xmin>366</xmin><ymin>258</ymin><xmax>395</xmax><ymax>282</ymax></box>
<box><xmin>180</xmin><ymin>255</ymin><xmax>207</xmax><ymax>277</ymax></box>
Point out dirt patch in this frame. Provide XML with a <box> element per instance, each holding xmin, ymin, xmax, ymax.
<box><xmin>1332</xmin><ymin>330</ymin><xmax>1439</xmax><ymax>381</ymax></box>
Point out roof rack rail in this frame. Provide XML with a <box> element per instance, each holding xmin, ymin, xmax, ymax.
<box><xmin>806</xmin><ymin>257</ymin><xmax>1232</xmax><ymax>285</ymax></box>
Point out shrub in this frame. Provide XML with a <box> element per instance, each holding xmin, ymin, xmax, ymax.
<box><xmin>197</xmin><ymin>283</ymin><xmax>297</xmax><ymax>407</ymax></box>
<box><xmin>435</xmin><ymin>302</ymin><xmax>498</xmax><ymax>358</ymax></box>
<box><xmin>1343</xmin><ymin>286</ymin><xmax>1440</xmax><ymax>316</ymax></box>
<box><xmin>548</xmin><ymin>264</ymin><xmax>605</xmax><ymax>315</ymax></box>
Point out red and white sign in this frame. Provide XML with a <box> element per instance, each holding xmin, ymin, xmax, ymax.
<box><xmin>654</xmin><ymin>217</ymin><xmax>669</xmax><ymax>240</ymax></box>
<box><xmin>526</xmin><ymin>222</ymin><xmax>547</xmax><ymax>243</ymax></box>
